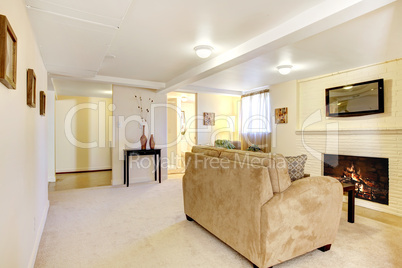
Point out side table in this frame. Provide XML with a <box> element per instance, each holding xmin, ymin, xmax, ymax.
<box><xmin>124</xmin><ymin>149</ymin><xmax>161</xmax><ymax>187</ymax></box>
<box><xmin>342</xmin><ymin>182</ymin><xmax>355</xmax><ymax>223</ymax></box>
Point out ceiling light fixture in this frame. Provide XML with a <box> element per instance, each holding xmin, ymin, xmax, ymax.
<box><xmin>194</xmin><ymin>45</ymin><xmax>214</xmax><ymax>58</ymax></box>
<box><xmin>277</xmin><ymin>65</ymin><xmax>293</xmax><ymax>75</ymax></box>
<box><xmin>181</xmin><ymin>96</ymin><xmax>188</xmax><ymax>102</ymax></box>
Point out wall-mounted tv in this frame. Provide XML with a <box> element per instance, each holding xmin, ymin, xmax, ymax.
<box><xmin>326</xmin><ymin>79</ymin><xmax>384</xmax><ymax>117</ymax></box>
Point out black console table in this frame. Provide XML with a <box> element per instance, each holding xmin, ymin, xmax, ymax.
<box><xmin>342</xmin><ymin>182</ymin><xmax>355</xmax><ymax>223</ymax></box>
<box><xmin>124</xmin><ymin>149</ymin><xmax>161</xmax><ymax>187</ymax></box>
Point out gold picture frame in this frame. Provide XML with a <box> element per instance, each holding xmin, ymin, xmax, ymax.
<box><xmin>275</xmin><ymin>107</ymin><xmax>288</xmax><ymax>124</ymax></box>
<box><xmin>203</xmin><ymin>112</ymin><xmax>215</xmax><ymax>126</ymax></box>
<box><xmin>27</xmin><ymin>69</ymin><xmax>36</xmax><ymax>108</ymax></box>
<box><xmin>40</xmin><ymin>91</ymin><xmax>46</xmax><ymax>116</ymax></box>
<box><xmin>0</xmin><ymin>15</ymin><xmax>17</xmax><ymax>89</ymax></box>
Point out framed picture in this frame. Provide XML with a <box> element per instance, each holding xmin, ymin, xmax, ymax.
<box><xmin>0</xmin><ymin>15</ymin><xmax>17</xmax><ymax>89</ymax></box>
<box><xmin>27</xmin><ymin>69</ymin><xmax>36</xmax><ymax>108</ymax></box>
<box><xmin>203</xmin><ymin>112</ymin><xmax>215</xmax><ymax>126</ymax></box>
<box><xmin>40</xmin><ymin>91</ymin><xmax>46</xmax><ymax>116</ymax></box>
<box><xmin>275</xmin><ymin>107</ymin><xmax>288</xmax><ymax>124</ymax></box>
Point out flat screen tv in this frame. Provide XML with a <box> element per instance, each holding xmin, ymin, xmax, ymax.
<box><xmin>326</xmin><ymin>79</ymin><xmax>384</xmax><ymax>117</ymax></box>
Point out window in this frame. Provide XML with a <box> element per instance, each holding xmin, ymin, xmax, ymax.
<box><xmin>240</xmin><ymin>90</ymin><xmax>271</xmax><ymax>152</ymax></box>
<box><xmin>241</xmin><ymin>91</ymin><xmax>270</xmax><ymax>133</ymax></box>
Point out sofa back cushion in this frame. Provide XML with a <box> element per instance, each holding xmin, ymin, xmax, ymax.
<box><xmin>219</xmin><ymin>150</ymin><xmax>291</xmax><ymax>193</ymax></box>
<box><xmin>191</xmin><ymin>145</ymin><xmax>225</xmax><ymax>157</ymax></box>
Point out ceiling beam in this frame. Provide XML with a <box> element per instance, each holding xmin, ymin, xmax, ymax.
<box><xmin>49</xmin><ymin>74</ymin><xmax>166</xmax><ymax>90</ymax></box>
<box><xmin>180</xmin><ymin>85</ymin><xmax>242</xmax><ymax>96</ymax></box>
<box><xmin>86</xmin><ymin>75</ymin><xmax>165</xmax><ymax>90</ymax></box>
<box><xmin>158</xmin><ymin>0</ymin><xmax>395</xmax><ymax>94</ymax></box>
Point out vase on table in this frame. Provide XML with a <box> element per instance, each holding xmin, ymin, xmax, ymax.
<box><xmin>149</xmin><ymin>134</ymin><xmax>155</xmax><ymax>149</ymax></box>
<box><xmin>140</xmin><ymin>125</ymin><xmax>147</xmax><ymax>150</ymax></box>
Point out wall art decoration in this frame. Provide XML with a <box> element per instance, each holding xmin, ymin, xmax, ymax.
<box><xmin>203</xmin><ymin>112</ymin><xmax>215</xmax><ymax>126</ymax></box>
<box><xmin>27</xmin><ymin>69</ymin><xmax>36</xmax><ymax>108</ymax></box>
<box><xmin>0</xmin><ymin>15</ymin><xmax>17</xmax><ymax>89</ymax></box>
<box><xmin>40</xmin><ymin>91</ymin><xmax>46</xmax><ymax>116</ymax></box>
<box><xmin>275</xmin><ymin>107</ymin><xmax>288</xmax><ymax>124</ymax></box>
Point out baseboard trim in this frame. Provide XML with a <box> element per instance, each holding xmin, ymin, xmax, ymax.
<box><xmin>28</xmin><ymin>199</ymin><xmax>49</xmax><ymax>268</ymax></box>
<box><xmin>56</xmin><ymin>169</ymin><xmax>112</xmax><ymax>174</ymax></box>
<box><xmin>48</xmin><ymin>176</ymin><xmax>56</xmax><ymax>182</ymax></box>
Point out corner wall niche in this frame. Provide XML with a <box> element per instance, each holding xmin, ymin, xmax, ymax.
<box><xmin>296</xmin><ymin>59</ymin><xmax>402</xmax><ymax>216</ymax></box>
<box><xmin>324</xmin><ymin>154</ymin><xmax>389</xmax><ymax>205</ymax></box>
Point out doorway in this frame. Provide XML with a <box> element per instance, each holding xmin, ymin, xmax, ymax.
<box><xmin>52</xmin><ymin>79</ymin><xmax>113</xmax><ymax>191</ymax></box>
<box><xmin>167</xmin><ymin>92</ymin><xmax>196</xmax><ymax>174</ymax></box>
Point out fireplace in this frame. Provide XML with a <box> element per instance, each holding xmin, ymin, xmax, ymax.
<box><xmin>323</xmin><ymin>154</ymin><xmax>389</xmax><ymax>205</ymax></box>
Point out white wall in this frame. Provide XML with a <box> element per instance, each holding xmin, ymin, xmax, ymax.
<box><xmin>55</xmin><ymin>96</ymin><xmax>112</xmax><ymax>173</ymax></box>
<box><xmin>0</xmin><ymin>1</ymin><xmax>49</xmax><ymax>267</ymax></box>
<box><xmin>269</xmin><ymin>80</ymin><xmax>299</xmax><ymax>156</ymax></box>
<box><xmin>269</xmin><ymin>59</ymin><xmax>402</xmax><ymax>216</ymax></box>
<box><xmin>112</xmin><ymin>86</ymin><xmax>168</xmax><ymax>185</ymax></box>
<box><xmin>197</xmin><ymin>93</ymin><xmax>240</xmax><ymax>145</ymax></box>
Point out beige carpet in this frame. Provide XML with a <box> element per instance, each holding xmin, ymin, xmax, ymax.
<box><xmin>35</xmin><ymin>177</ymin><xmax>402</xmax><ymax>268</ymax></box>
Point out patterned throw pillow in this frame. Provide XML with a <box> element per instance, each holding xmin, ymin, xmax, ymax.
<box><xmin>285</xmin><ymin>154</ymin><xmax>307</xmax><ymax>181</ymax></box>
<box><xmin>215</xmin><ymin>139</ymin><xmax>236</xmax><ymax>149</ymax></box>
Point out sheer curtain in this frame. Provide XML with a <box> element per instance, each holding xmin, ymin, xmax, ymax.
<box><xmin>240</xmin><ymin>90</ymin><xmax>271</xmax><ymax>152</ymax></box>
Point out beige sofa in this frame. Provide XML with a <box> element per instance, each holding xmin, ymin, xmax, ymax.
<box><xmin>183</xmin><ymin>146</ymin><xmax>343</xmax><ymax>268</ymax></box>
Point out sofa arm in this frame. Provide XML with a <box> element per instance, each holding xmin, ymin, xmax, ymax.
<box><xmin>259</xmin><ymin>176</ymin><xmax>343</xmax><ymax>268</ymax></box>
<box><xmin>183</xmin><ymin>152</ymin><xmax>273</xmax><ymax>265</ymax></box>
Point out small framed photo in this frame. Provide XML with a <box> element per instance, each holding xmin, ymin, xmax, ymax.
<box><xmin>27</xmin><ymin>69</ymin><xmax>36</xmax><ymax>108</ymax></box>
<box><xmin>203</xmin><ymin>112</ymin><xmax>215</xmax><ymax>126</ymax></box>
<box><xmin>275</xmin><ymin>107</ymin><xmax>288</xmax><ymax>124</ymax></box>
<box><xmin>40</xmin><ymin>91</ymin><xmax>46</xmax><ymax>116</ymax></box>
<box><xmin>0</xmin><ymin>15</ymin><xmax>17</xmax><ymax>89</ymax></box>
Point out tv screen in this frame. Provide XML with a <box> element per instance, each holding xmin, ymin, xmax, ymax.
<box><xmin>326</xmin><ymin>79</ymin><xmax>384</xmax><ymax>117</ymax></box>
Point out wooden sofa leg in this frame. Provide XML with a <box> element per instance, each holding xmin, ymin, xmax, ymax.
<box><xmin>318</xmin><ymin>244</ymin><xmax>332</xmax><ymax>252</ymax></box>
<box><xmin>185</xmin><ymin>214</ymin><xmax>194</xmax><ymax>221</ymax></box>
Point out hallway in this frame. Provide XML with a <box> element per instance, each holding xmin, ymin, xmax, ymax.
<box><xmin>49</xmin><ymin>171</ymin><xmax>112</xmax><ymax>191</ymax></box>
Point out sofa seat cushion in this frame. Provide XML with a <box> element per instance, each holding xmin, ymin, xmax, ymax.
<box><xmin>219</xmin><ymin>150</ymin><xmax>291</xmax><ymax>193</ymax></box>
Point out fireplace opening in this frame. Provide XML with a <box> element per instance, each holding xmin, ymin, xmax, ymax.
<box><xmin>323</xmin><ymin>154</ymin><xmax>389</xmax><ymax>205</ymax></box>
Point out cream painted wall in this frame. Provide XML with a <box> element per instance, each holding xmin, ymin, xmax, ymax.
<box><xmin>47</xmin><ymin>91</ymin><xmax>56</xmax><ymax>182</ymax></box>
<box><xmin>112</xmin><ymin>86</ymin><xmax>168</xmax><ymax>185</ymax></box>
<box><xmin>167</xmin><ymin>98</ymin><xmax>178</xmax><ymax>168</ymax></box>
<box><xmin>197</xmin><ymin>93</ymin><xmax>240</xmax><ymax>145</ymax></box>
<box><xmin>55</xmin><ymin>96</ymin><xmax>112</xmax><ymax>173</ymax></box>
<box><xmin>269</xmin><ymin>80</ymin><xmax>299</xmax><ymax>156</ymax></box>
<box><xmin>180</xmin><ymin>100</ymin><xmax>196</xmax><ymax>148</ymax></box>
<box><xmin>0</xmin><ymin>1</ymin><xmax>49</xmax><ymax>267</ymax></box>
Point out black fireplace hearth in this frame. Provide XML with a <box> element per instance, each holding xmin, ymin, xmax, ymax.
<box><xmin>324</xmin><ymin>154</ymin><xmax>389</xmax><ymax>205</ymax></box>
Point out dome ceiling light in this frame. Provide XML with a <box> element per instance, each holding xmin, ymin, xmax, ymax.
<box><xmin>277</xmin><ymin>65</ymin><xmax>293</xmax><ymax>75</ymax></box>
<box><xmin>194</xmin><ymin>45</ymin><xmax>214</xmax><ymax>58</ymax></box>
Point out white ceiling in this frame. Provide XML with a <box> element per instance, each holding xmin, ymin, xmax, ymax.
<box><xmin>25</xmin><ymin>0</ymin><xmax>402</xmax><ymax>96</ymax></box>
